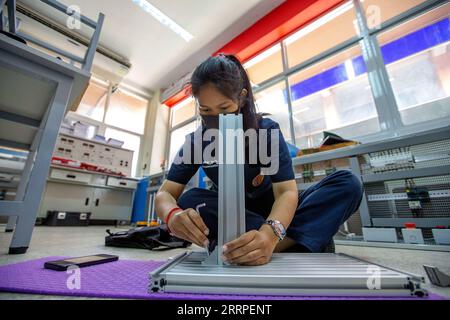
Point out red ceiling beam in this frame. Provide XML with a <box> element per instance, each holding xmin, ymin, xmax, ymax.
<box><xmin>214</xmin><ymin>0</ymin><xmax>345</xmax><ymax>62</ymax></box>
<box><xmin>162</xmin><ymin>86</ymin><xmax>191</xmax><ymax>108</ymax></box>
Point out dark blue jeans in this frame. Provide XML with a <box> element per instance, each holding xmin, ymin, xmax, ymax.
<box><xmin>177</xmin><ymin>170</ymin><xmax>363</xmax><ymax>252</ymax></box>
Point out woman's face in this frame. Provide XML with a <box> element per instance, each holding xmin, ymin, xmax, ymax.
<box><xmin>196</xmin><ymin>83</ymin><xmax>241</xmax><ymax>116</ymax></box>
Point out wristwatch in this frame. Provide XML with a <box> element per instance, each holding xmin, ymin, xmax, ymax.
<box><xmin>264</xmin><ymin>220</ymin><xmax>286</xmax><ymax>241</ymax></box>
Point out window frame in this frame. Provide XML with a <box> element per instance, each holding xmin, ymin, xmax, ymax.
<box><xmin>69</xmin><ymin>78</ymin><xmax>150</xmax><ymax>177</ymax></box>
<box><xmin>251</xmin><ymin>0</ymin><xmax>449</xmax><ymax>147</ymax></box>
<box><xmin>164</xmin><ymin>0</ymin><xmax>449</xmax><ymax>158</ymax></box>
<box><xmin>165</xmin><ymin>97</ymin><xmax>199</xmax><ymax>170</ymax></box>
<box><xmin>103</xmin><ymin>86</ymin><xmax>149</xmax><ymax>135</ymax></box>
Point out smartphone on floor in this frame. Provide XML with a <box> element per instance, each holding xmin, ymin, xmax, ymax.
<box><xmin>44</xmin><ymin>254</ymin><xmax>119</xmax><ymax>271</ymax></box>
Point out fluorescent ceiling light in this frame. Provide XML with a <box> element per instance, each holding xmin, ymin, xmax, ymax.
<box><xmin>132</xmin><ymin>0</ymin><xmax>194</xmax><ymax>42</ymax></box>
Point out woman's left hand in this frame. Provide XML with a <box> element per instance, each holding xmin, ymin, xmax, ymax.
<box><xmin>222</xmin><ymin>224</ymin><xmax>279</xmax><ymax>266</ymax></box>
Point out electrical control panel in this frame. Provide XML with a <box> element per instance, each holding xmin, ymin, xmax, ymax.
<box><xmin>361</xmin><ymin>140</ymin><xmax>450</xmax><ymax>175</ymax></box>
<box><xmin>53</xmin><ymin>134</ymin><xmax>134</xmax><ymax>177</ymax></box>
<box><xmin>292</xmin><ymin>131</ymin><xmax>450</xmax><ymax>243</ymax></box>
<box><xmin>362</xmin><ymin>138</ymin><xmax>450</xmax><ymax>243</ymax></box>
<box><xmin>366</xmin><ymin>148</ymin><xmax>414</xmax><ymax>173</ymax></box>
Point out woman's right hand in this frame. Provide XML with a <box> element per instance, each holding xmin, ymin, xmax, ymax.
<box><xmin>168</xmin><ymin>208</ymin><xmax>210</xmax><ymax>248</ymax></box>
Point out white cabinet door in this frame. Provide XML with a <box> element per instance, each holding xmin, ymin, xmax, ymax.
<box><xmin>91</xmin><ymin>188</ymin><xmax>133</xmax><ymax>221</ymax></box>
<box><xmin>39</xmin><ymin>182</ymin><xmax>93</xmax><ymax>218</ymax></box>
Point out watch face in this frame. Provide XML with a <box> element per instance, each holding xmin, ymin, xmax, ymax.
<box><xmin>269</xmin><ymin>220</ymin><xmax>286</xmax><ymax>240</ymax></box>
<box><xmin>274</xmin><ymin>222</ymin><xmax>286</xmax><ymax>237</ymax></box>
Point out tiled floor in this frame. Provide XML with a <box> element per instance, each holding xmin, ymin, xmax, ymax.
<box><xmin>0</xmin><ymin>225</ymin><xmax>449</xmax><ymax>299</ymax></box>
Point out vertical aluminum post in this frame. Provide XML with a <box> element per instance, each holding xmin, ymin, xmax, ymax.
<box><xmin>7</xmin><ymin>0</ymin><xmax>16</xmax><ymax>33</ymax></box>
<box><xmin>203</xmin><ymin>114</ymin><xmax>246</xmax><ymax>266</ymax></box>
<box><xmin>349</xmin><ymin>156</ymin><xmax>372</xmax><ymax>227</ymax></box>
<box><xmin>352</xmin><ymin>0</ymin><xmax>403</xmax><ymax>131</ymax></box>
<box><xmin>0</xmin><ymin>0</ymin><xmax>6</xmax><ymax>32</ymax></box>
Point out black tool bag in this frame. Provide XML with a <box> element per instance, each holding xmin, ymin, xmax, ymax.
<box><xmin>105</xmin><ymin>225</ymin><xmax>190</xmax><ymax>251</ymax></box>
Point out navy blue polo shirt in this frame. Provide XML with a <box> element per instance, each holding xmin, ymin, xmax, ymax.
<box><xmin>167</xmin><ymin>117</ymin><xmax>295</xmax><ymax>212</ymax></box>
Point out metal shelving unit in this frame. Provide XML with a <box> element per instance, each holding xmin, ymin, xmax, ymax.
<box><xmin>0</xmin><ymin>0</ymin><xmax>104</xmax><ymax>254</ymax></box>
<box><xmin>292</xmin><ymin>126</ymin><xmax>450</xmax><ymax>235</ymax></box>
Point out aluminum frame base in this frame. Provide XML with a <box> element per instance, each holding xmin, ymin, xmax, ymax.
<box><xmin>149</xmin><ymin>251</ymin><xmax>427</xmax><ymax>297</ymax></box>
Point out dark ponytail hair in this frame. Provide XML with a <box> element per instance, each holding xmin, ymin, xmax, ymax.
<box><xmin>190</xmin><ymin>54</ymin><xmax>261</xmax><ymax>130</ymax></box>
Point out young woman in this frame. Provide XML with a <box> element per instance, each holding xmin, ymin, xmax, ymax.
<box><xmin>155</xmin><ymin>54</ymin><xmax>363</xmax><ymax>266</ymax></box>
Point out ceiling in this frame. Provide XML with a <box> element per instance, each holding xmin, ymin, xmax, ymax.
<box><xmin>17</xmin><ymin>0</ymin><xmax>284</xmax><ymax>94</ymax></box>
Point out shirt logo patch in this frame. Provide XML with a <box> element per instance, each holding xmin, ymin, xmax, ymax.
<box><xmin>202</xmin><ymin>160</ymin><xmax>218</xmax><ymax>168</ymax></box>
<box><xmin>252</xmin><ymin>174</ymin><xmax>265</xmax><ymax>187</ymax></box>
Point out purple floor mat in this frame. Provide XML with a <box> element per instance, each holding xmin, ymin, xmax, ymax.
<box><xmin>0</xmin><ymin>256</ymin><xmax>444</xmax><ymax>300</ymax></box>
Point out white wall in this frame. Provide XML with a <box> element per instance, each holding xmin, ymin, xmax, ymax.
<box><xmin>138</xmin><ymin>89</ymin><xmax>170</xmax><ymax>176</ymax></box>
